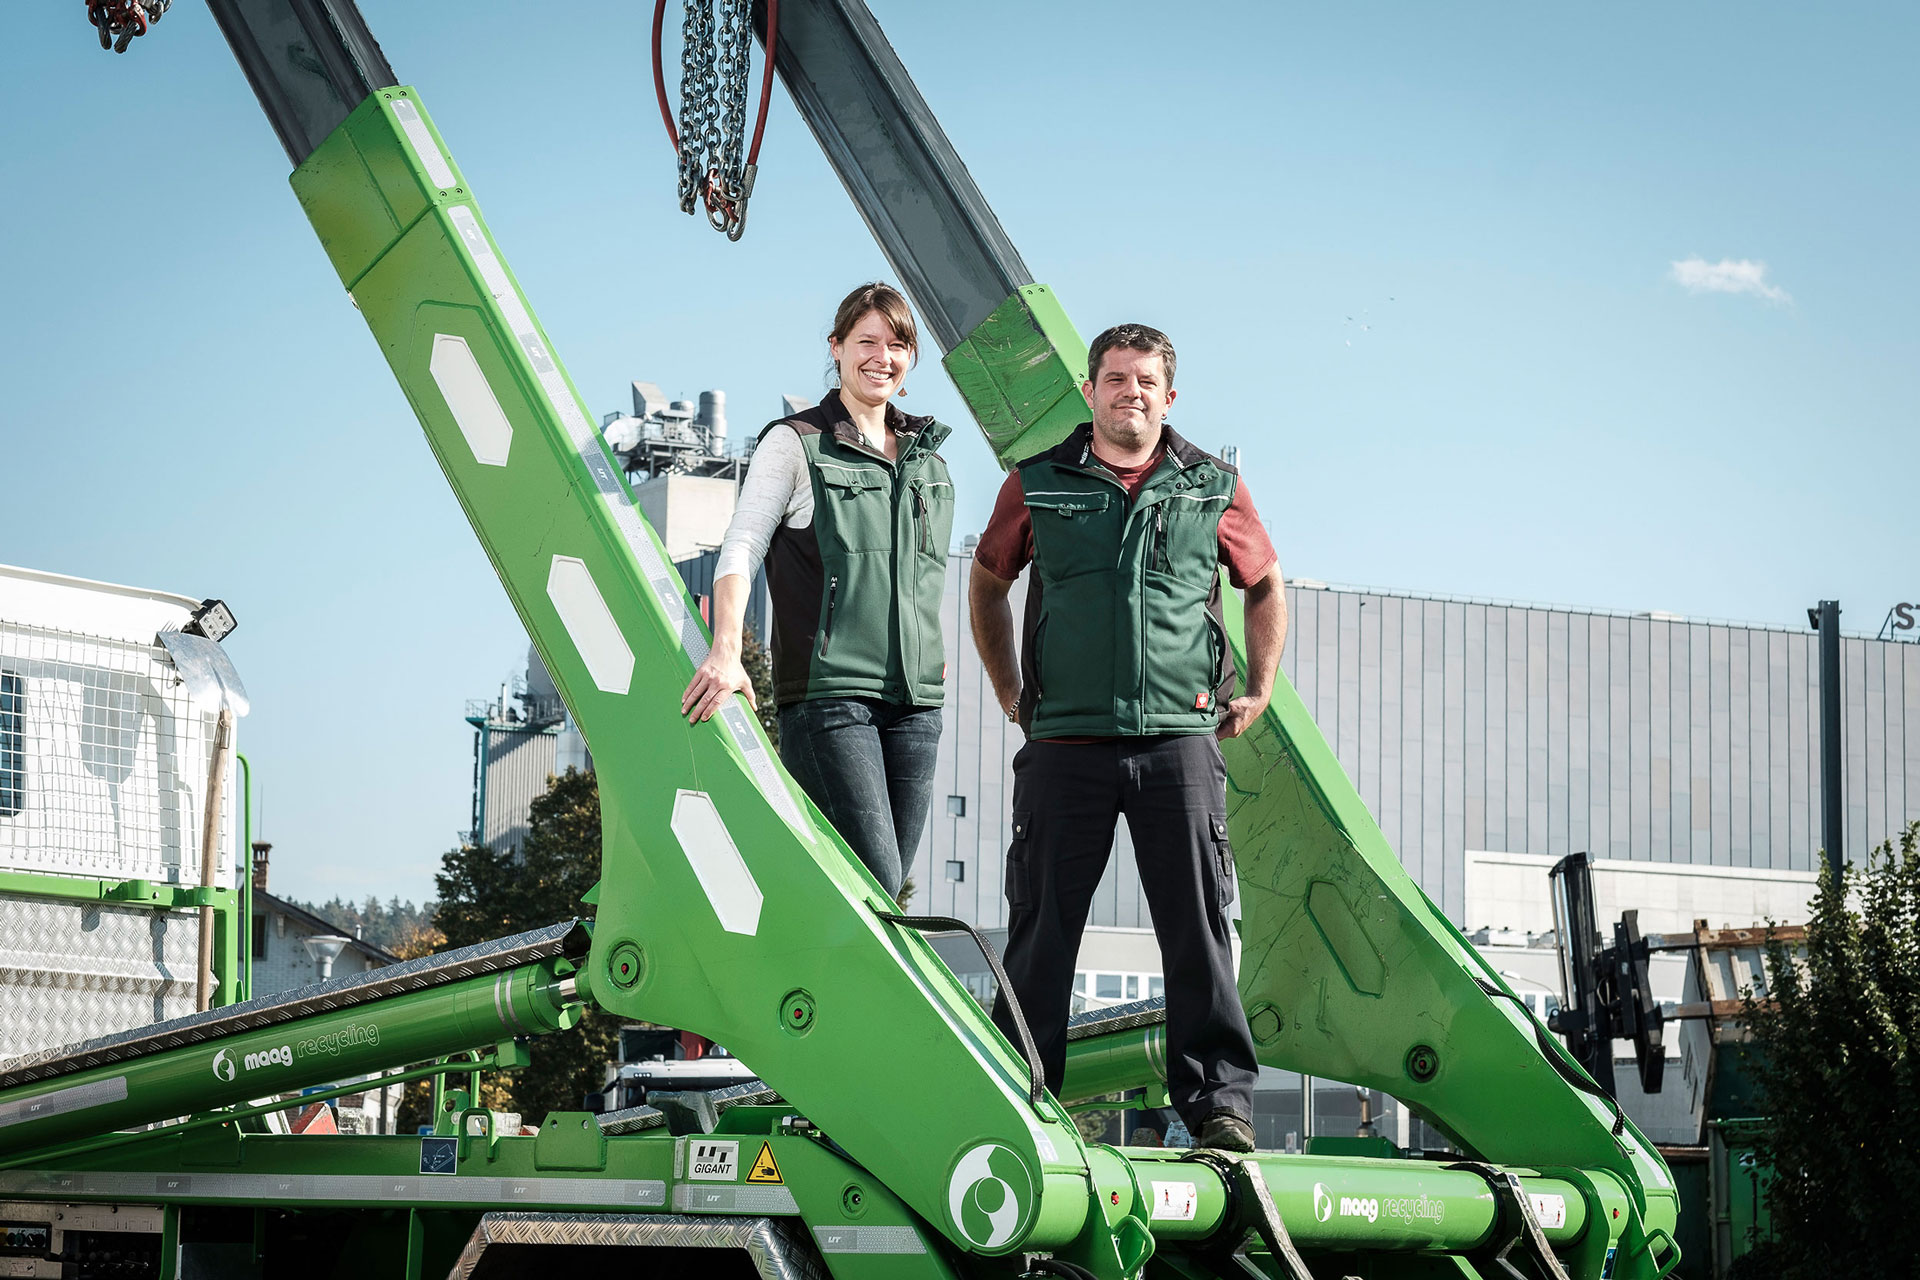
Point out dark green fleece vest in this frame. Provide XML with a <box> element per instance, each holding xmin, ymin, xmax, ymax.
<box><xmin>1015</xmin><ymin>424</ymin><xmax>1238</xmax><ymax>738</ymax></box>
<box><xmin>762</xmin><ymin>394</ymin><xmax>953</xmax><ymax>707</ymax></box>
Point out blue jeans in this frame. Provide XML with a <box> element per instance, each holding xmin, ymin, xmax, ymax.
<box><xmin>777</xmin><ymin>698</ymin><xmax>942</xmax><ymax>899</ymax></box>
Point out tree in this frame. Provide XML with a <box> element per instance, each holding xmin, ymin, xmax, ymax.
<box><xmin>740</xmin><ymin>624</ymin><xmax>779</xmax><ymax>747</ymax></box>
<box><xmin>295</xmin><ymin>894</ymin><xmax>440</xmax><ymax>954</ymax></box>
<box><xmin>1744</xmin><ymin>820</ymin><xmax>1920</xmax><ymax>1275</ymax></box>
<box><xmin>429</xmin><ymin>767</ymin><xmax>622</xmax><ymax>1126</ymax></box>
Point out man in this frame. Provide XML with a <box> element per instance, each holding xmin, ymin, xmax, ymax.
<box><xmin>970</xmin><ymin>323</ymin><xmax>1287</xmax><ymax>1152</ymax></box>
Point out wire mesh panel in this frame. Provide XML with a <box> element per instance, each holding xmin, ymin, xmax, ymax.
<box><xmin>0</xmin><ymin>619</ymin><xmax>236</xmax><ymax>888</ymax></box>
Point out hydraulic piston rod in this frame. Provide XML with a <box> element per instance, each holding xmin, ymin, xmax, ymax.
<box><xmin>0</xmin><ymin>947</ymin><xmax>583</xmax><ymax>1157</ymax></box>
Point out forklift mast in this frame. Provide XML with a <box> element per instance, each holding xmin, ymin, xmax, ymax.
<box><xmin>0</xmin><ymin>2</ymin><xmax>1681</xmax><ymax>1275</ymax></box>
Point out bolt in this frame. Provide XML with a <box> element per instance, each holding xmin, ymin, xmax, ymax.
<box><xmin>1405</xmin><ymin>1044</ymin><xmax>1440</xmax><ymax>1084</ymax></box>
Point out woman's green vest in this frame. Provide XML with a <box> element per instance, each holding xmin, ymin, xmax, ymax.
<box><xmin>761</xmin><ymin>394</ymin><xmax>953</xmax><ymax>707</ymax></box>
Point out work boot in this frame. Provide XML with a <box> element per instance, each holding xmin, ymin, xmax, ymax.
<box><xmin>1195</xmin><ymin>1109</ymin><xmax>1256</xmax><ymax>1153</ymax></box>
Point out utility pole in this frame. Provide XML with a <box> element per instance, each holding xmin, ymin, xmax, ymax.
<box><xmin>1809</xmin><ymin>600</ymin><xmax>1845</xmax><ymax>882</ymax></box>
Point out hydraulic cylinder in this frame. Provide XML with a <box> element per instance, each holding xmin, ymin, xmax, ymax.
<box><xmin>1117</xmin><ymin>1149</ymin><xmax>1589</xmax><ymax>1253</ymax></box>
<box><xmin>0</xmin><ymin>962</ymin><xmax>578</xmax><ymax>1156</ymax></box>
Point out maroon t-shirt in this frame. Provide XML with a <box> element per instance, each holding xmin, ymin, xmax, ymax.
<box><xmin>975</xmin><ymin>447</ymin><xmax>1277</xmax><ymax>586</ymax></box>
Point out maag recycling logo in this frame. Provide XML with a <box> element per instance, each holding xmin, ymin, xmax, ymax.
<box><xmin>212</xmin><ymin>1049</ymin><xmax>236</xmax><ymax>1083</ymax></box>
<box><xmin>1313</xmin><ymin>1182</ymin><xmax>1334</xmax><ymax>1223</ymax></box>
<box><xmin>946</xmin><ymin>1143</ymin><xmax>1035</xmax><ymax>1253</ymax></box>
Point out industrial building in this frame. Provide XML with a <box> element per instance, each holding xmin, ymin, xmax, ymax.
<box><xmin>922</xmin><ymin>564</ymin><xmax>1918</xmax><ymax>933</ymax></box>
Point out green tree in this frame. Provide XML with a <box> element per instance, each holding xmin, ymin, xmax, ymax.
<box><xmin>429</xmin><ymin>767</ymin><xmax>622</xmax><ymax>1126</ymax></box>
<box><xmin>1745</xmin><ymin>819</ymin><xmax>1920</xmax><ymax>1275</ymax></box>
<box><xmin>740</xmin><ymin>624</ymin><xmax>778</xmax><ymax>747</ymax></box>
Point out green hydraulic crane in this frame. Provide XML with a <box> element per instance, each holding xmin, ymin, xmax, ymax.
<box><xmin>0</xmin><ymin>2</ymin><xmax>1679</xmax><ymax>1276</ymax></box>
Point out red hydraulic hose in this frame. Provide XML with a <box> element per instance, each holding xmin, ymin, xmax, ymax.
<box><xmin>746</xmin><ymin>0</ymin><xmax>778</xmax><ymax>167</ymax></box>
<box><xmin>650</xmin><ymin>0</ymin><xmax>679</xmax><ymax>152</ymax></box>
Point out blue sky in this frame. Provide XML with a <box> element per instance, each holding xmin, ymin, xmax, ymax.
<box><xmin>1</xmin><ymin>3</ymin><xmax>1913</xmax><ymax>906</ymax></box>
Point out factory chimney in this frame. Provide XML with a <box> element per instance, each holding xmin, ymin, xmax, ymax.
<box><xmin>697</xmin><ymin>390</ymin><xmax>728</xmax><ymax>453</ymax></box>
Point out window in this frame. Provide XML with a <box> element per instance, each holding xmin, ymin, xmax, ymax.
<box><xmin>252</xmin><ymin>915</ymin><xmax>268</xmax><ymax>960</ymax></box>
<box><xmin>946</xmin><ymin>795</ymin><xmax>967</xmax><ymax>818</ymax></box>
<box><xmin>0</xmin><ymin>671</ymin><xmax>22</xmax><ymax>818</ymax></box>
<box><xmin>944</xmin><ymin>859</ymin><xmax>966</xmax><ymax>882</ymax></box>
<box><xmin>1095</xmin><ymin>973</ymin><xmax>1123</xmax><ymax>1000</ymax></box>
<box><xmin>1125</xmin><ymin>975</ymin><xmax>1139</xmax><ymax>999</ymax></box>
<box><xmin>1149</xmin><ymin>976</ymin><xmax>1165</xmax><ymax>1000</ymax></box>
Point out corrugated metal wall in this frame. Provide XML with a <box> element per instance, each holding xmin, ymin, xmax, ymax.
<box><xmin>479</xmin><ymin>726</ymin><xmax>558</xmax><ymax>855</ymax></box>
<box><xmin>920</xmin><ymin>566</ymin><xmax>1920</xmax><ymax>927</ymax></box>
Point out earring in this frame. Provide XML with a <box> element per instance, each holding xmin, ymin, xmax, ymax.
<box><xmin>898</xmin><ymin>385</ymin><xmax>908</xmax><ymax>397</ymax></box>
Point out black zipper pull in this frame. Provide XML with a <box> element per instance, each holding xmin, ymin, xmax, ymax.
<box><xmin>819</xmin><ymin>575</ymin><xmax>839</xmax><ymax>657</ymax></box>
<box><xmin>1155</xmin><ymin>508</ymin><xmax>1168</xmax><ymax>571</ymax></box>
<box><xmin>914</xmin><ymin>487</ymin><xmax>930</xmax><ymax>553</ymax></box>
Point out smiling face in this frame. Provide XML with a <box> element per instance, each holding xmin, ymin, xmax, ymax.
<box><xmin>1083</xmin><ymin>345</ymin><xmax>1176</xmax><ymax>455</ymax></box>
<box><xmin>830</xmin><ymin>309</ymin><xmax>914</xmax><ymax>412</ymax></box>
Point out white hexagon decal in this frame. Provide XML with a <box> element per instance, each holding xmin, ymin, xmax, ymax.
<box><xmin>670</xmin><ymin>790</ymin><xmax>763</xmax><ymax>936</ymax></box>
<box><xmin>546</xmin><ymin>556</ymin><xmax>633</xmax><ymax>695</ymax></box>
<box><xmin>429</xmin><ymin>333</ymin><xmax>513</xmax><ymax>467</ymax></box>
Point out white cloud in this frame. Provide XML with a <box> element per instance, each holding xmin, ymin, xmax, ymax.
<box><xmin>1669</xmin><ymin>257</ymin><xmax>1790</xmax><ymax>303</ymax></box>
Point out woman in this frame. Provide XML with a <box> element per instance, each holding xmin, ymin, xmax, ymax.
<box><xmin>681</xmin><ymin>282</ymin><xmax>953</xmax><ymax>899</ymax></box>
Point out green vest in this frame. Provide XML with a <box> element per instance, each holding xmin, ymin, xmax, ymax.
<box><xmin>1015</xmin><ymin>423</ymin><xmax>1238</xmax><ymax>738</ymax></box>
<box><xmin>762</xmin><ymin>394</ymin><xmax>954</xmax><ymax>707</ymax></box>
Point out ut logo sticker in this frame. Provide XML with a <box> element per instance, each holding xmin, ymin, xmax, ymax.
<box><xmin>688</xmin><ymin>1140</ymin><xmax>739</xmax><ymax>1181</ymax></box>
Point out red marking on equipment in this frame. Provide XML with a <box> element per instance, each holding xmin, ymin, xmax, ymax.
<box><xmin>291</xmin><ymin>1103</ymin><xmax>337</xmax><ymax>1135</ymax></box>
<box><xmin>1111</xmin><ymin>1191</ymin><xmax>1121</xmax><ymax>1206</ymax></box>
<box><xmin>1195</xmin><ymin>692</ymin><xmax>1210</xmax><ymax>709</ymax></box>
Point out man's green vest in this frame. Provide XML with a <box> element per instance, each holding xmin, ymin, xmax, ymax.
<box><xmin>762</xmin><ymin>393</ymin><xmax>954</xmax><ymax>707</ymax></box>
<box><xmin>1015</xmin><ymin>423</ymin><xmax>1239</xmax><ymax>738</ymax></box>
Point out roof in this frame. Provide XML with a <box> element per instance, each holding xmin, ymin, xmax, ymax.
<box><xmin>258</xmin><ymin>891</ymin><xmax>402</xmax><ymax>966</ymax></box>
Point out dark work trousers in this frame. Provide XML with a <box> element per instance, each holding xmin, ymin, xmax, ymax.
<box><xmin>990</xmin><ymin>735</ymin><xmax>1259</xmax><ymax>1129</ymax></box>
<box><xmin>777</xmin><ymin>697</ymin><xmax>942</xmax><ymax>900</ymax></box>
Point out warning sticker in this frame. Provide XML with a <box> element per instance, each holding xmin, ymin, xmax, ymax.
<box><xmin>1151</xmin><ymin>1180</ymin><xmax>1198</xmax><ymax>1221</ymax></box>
<box><xmin>746</xmin><ymin>1142</ymin><xmax>784</xmax><ymax>1185</ymax></box>
<box><xmin>1528</xmin><ymin>1193</ymin><xmax>1567</xmax><ymax>1230</ymax></box>
<box><xmin>689</xmin><ymin>1140</ymin><xmax>740</xmax><ymax>1181</ymax></box>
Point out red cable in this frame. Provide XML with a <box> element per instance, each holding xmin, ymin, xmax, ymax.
<box><xmin>650</xmin><ymin>0</ymin><xmax>679</xmax><ymax>152</ymax></box>
<box><xmin>746</xmin><ymin>0</ymin><xmax>778</xmax><ymax>167</ymax></box>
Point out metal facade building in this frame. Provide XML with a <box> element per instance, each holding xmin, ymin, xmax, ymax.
<box><xmin>920</xmin><ymin>561</ymin><xmax>1920</xmax><ymax>927</ymax></box>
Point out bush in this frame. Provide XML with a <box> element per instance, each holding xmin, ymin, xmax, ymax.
<box><xmin>1745</xmin><ymin>820</ymin><xmax>1920</xmax><ymax>1275</ymax></box>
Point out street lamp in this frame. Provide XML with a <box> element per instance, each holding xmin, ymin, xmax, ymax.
<box><xmin>303</xmin><ymin>934</ymin><xmax>350</xmax><ymax>981</ymax></box>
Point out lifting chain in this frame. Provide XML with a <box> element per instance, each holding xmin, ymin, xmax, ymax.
<box><xmin>675</xmin><ymin>0</ymin><xmax>720</xmax><ymax>216</ymax></box>
<box><xmin>707</xmin><ymin>0</ymin><xmax>756</xmax><ymax>236</ymax></box>
<box><xmin>85</xmin><ymin>0</ymin><xmax>170</xmax><ymax>53</ymax></box>
<box><xmin>654</xmin><ymin>0</ymin><xmax>777</xmax><ymax>241</ymax></box>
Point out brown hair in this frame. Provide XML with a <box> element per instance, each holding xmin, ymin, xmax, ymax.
<box><xmin>1087</xmin><ymin>323</ymin><xmax>1177</xmax><ymax>386</ymax></box>
<box><xmin>831</xmin><ymin>282</ymin><xmax>918</xmax><ymax>363</ymax></box>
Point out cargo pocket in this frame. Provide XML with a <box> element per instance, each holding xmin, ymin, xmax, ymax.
<box><xmin>1209</xmin><ymin>813</ymin><xmax>1236</xmax><ymax>910</ymax></box>
<box><xmin>1006</xmin><ymin>810</ymin><xmax>1034</xmax><ymax>910</ymax></box>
